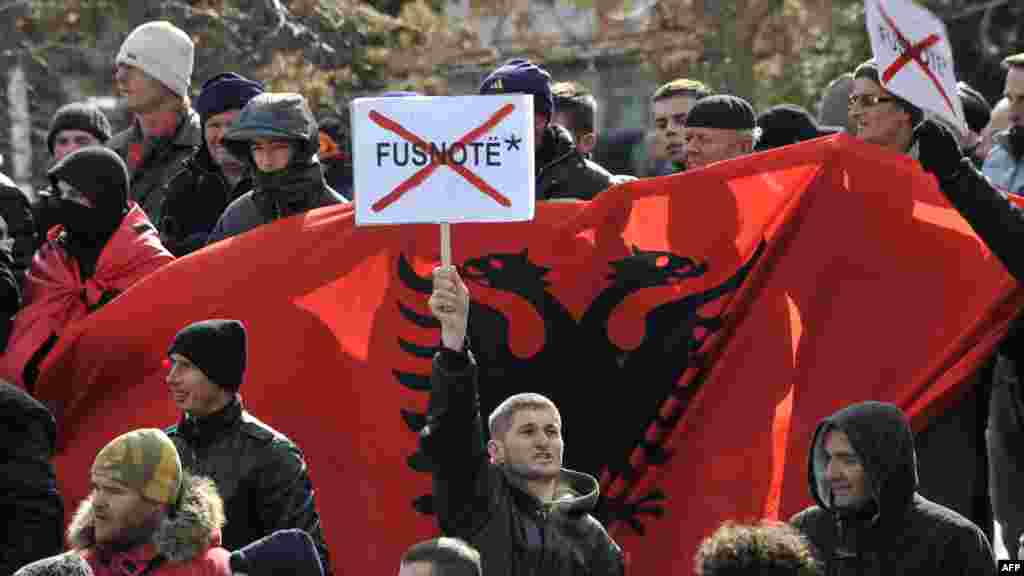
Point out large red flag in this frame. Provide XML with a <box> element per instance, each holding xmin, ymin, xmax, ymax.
<box><xmin>32</xmin><ymin>134</ymin><xmax>1022</xmax><ymax>573</ymax></box>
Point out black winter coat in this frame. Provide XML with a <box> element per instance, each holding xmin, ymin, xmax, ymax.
<box><xmin>166</xmin><ymin>399</ymin><xmax>333</xmax><ymax>575</ymax></box>
<box><xmin>159</xmin><ymin>148</ymin><xmax>253</xmax><ymax>255</ymax></box>
<box><xmin>790</xmin><ymin>401</ymin><xmax>995</xmax><ymax>575</ymax></box>
<box><xmin>0</xmin><ymin>382</ymin><xmax>64</xmax><ymax>574</ymax></box>
<box><xmin>422</xmin><ymin>350</ymin><xmax>624</xmax><ymax>576</ymax></box>
<box><xmin>536</xmin><ymin>125</ymin><xmax>614</xmax><ymax>201</ymax></box>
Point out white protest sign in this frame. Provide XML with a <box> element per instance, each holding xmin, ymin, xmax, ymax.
<box><xmin>351</xmin><ymin>95</ymin><xmax>535</xmax><ymax>225</ymax></box>
<box><xmin>866</xmin><ymin>0</ymin><xmax>965</xmax><ymax>134</ymax></box>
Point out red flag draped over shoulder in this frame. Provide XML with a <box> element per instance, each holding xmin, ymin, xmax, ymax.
<box><xmin>35</xmin><ymin>134</ymin><xmax>1022</xmax><ymax>573</ymax></box>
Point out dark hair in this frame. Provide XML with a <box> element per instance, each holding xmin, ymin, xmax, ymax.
<box><xmin>401</xmin><ymin>538</ymin><xmax>482</xmax><ymax>576</ymax></box>
<box><xmin>552</xmin><ymin>81</ymin><xmax>597</xmax><ymax>134</ymax></box>
<box><xmin>694</xmin><ymin>520</ymin><xmax>821</xmax><ymax>576</ymax></box>
<box><xmin>652</xmin><ymin>78</ymin><xmax>712</xmax><ymax>103</ymax></box>
<box><xmin>852</xmin><ymin>60</ymin><xmax>922</xmax><ymax>126</ymax></box>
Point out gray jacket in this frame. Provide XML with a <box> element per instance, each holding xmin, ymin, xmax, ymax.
<box><xmin>108</xmin><ymin>110</ymin><xmax>202</xmax><ymax>224</ymax></box>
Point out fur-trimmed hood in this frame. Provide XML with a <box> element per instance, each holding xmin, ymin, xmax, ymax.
<box><xmin>68</xmin><ymin>471</ymin><xmax>225</xmax><ymax>564</ymax></box>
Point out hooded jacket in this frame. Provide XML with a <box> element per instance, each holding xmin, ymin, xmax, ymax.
<box><xmin>56</xmin><ymin>472</ymin><xmax>230</xmax><ymax>576</ymax></box>
<box><xmin>206</xmin><ymin>93</ymin><xmax>347</xmax><ymax>245</ymax></box>
<box><xmin>108</xmin><ymin>109</ymin><xmax>202</xmax><ymax>225</ymax></box>
<box><xmin>790</xmin><ymin>401</ymin><xmax>994</xmax><ymax>575</ymax></box>
<box><xmin>536</xmin><ymin>124</ymin><xmax>614</xmax><ymax>201</ymax></box>
<box><xmin>1</xmin><ymin>382</ymin><xmax>63</xmax><ymax>574</ymax></box>
<box><xmin>422</xmin><ymin>350</ymin><xmax>624</xmax><ymax>576</ymax></box>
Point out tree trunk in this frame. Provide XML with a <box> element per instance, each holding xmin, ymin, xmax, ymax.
<box><xmin>6</xmin><ymin>58</ymin><xmax>33</xmax><ymax>196</ymax></box>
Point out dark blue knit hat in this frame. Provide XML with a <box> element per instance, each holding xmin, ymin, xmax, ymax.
<box><xmin>685</xmin><ymin>95</ymin><xmax>757</xmax><ymax>131</ymax></box>
<box><xmin>230</xmin><ymin>529</ymin><xmax>324</xmax><ymax>576</ymax></box>
<box><xmin>194</xmin><ymin>73</ymin><xmax>265</xmax><ymax>124</ymax></box>
<box><xmin>479</xmin><ymin>58</ymin><xmax>554</xmax><ymax>118</ymax></box>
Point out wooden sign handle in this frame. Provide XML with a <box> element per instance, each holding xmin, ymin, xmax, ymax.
<box><xmin>440</xmin><ymin>222</ymin><xmax>451</xmax><ymax>267</ymax></box>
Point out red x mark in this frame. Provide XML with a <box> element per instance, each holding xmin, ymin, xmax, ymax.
<box><xmin>876</xmin><ymin>1</ymin><xmax>956</xmax><ymax>117</ymax></box>
<box><xmin>369</xmin><ymin>104</ymin><xmax>516</xmax><ymax>212</ymax></box>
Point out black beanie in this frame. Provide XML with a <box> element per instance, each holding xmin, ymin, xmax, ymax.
<box><xmin>47</xmin><ymin>146</ymin><xmax>129</xmax><ymax>214</ymax></box>
<box><xmin>685</xmin><ymin>95</ymin><xmax>757</xmax><ymax>130</ymax></box>
<box><xmin>47</xmin><ymin>102</ymin><xmax>113</xmax><ymax>155</ymax></box>
<box><xmin>194</xmin><ymin>73</ymin><xmax>265</xmax><ymax>125</ymax></box>
<box><xmin>479</xmin><ymin>58</ymin><xmax>554</xmax><ymax>118</ymax></box>
<box><xmin>755</xmin><ymin>104</ymin><xmax>841</xmax><ymax>151</ymax></box>
<box><xmin>168</xmin><ymin>319</ymin><xmax>247</xmax><ymax>392</ymax></box>
<box><xmin>957</xmin><ymin>82</ymin><xmax>991</xmax><ymax>135</ymax></box>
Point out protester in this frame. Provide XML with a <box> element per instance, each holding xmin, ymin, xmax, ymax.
<box><xmin>694</xmin><ymin>521</ymin><xmax>820</xmax><ymax>576</ymax></box>
<box><xmin>552</xmin><ymin>81</ymin><xmax>599</xmax><ymax>156</ymax></box>
<box><xmin>978</xmin><ymin>98</ymin><xmax>1010</xmax><ymax>168</ymax></box>
<box><xmin>683</xmin><ymin>94</ymin><xmax>757</xmax><ymax>169</ymax></box>
<box><xmin>479</xmin><ymin>58</ymin><xmax>614</xmax><ymax>200</ymax></box>
<box><xmin>229</xmin><ymin>530</ymin><xmax>324</xmax><ymax>576</ymax></box>
<box><xmin>317</xmin><ymin>112</ymin><xmax>353</xmax><ymax>201</ymax></box>
<box><xmin>206</xmin><ymin>93</ymin><xmax>347</xmax><ymax>243</ymax></box>
<box><xmin>0</xmin><ymin>152</ymin><xmax>37</xmax><ymax>281</ymax></box>
<box><xmin>848</xmin><ymin>60</ymin><xmax>922</xmax><ymax>153</ymax></box>
<box><xmin>790</xmin><ymin>401</ymin><xmax>995</xmax><ymax>574</ymax></box>
<box><xmin>26</xmin><ymin>428</ymin><xmax>232</xmax><ymax>575</ymax></box>
<box><xmin>0</xmin><ymin>146</ymin><xmax>173</xmax><ymax>389</ymax></box>
<box><xmin>983</xmin><ymin>53</ymin><xmax>1024</xmax><ymax>195</ymax></box>
<box><xmin>421</xmin><ymin>265</ymin><xmax>624</xmax><ymax>575</ymax></box>
<box><xmin>399</xmin><ymin>538</ymin><xmax>482</xmax><ymax>576</ymax></box>
<box><xmin>817</xmin><ymin>73</ymin><xmax>854</xmax><ymax>132</ymax></box>
<box><xmin>754</xmin><ymin>104</ymin><xmax>840</xmax><ymax>151</ymax></box>
<box><xmin>2</xmin><ymin>380</ymin><xmax>64</xmax><ymax>574</ymax></box>
<box><xmin>159</xmin><ymin>73</ymin><xmax>264</xmax><ymax>256</ymax></box>
<box><xmin>110</xmin><ymin>21</ymin><xmax>202</xmax><ymax>224</ymax></box>
<box><xmin>164</xmin><ymin>319</ymin><xmax>333</xmax><ymax>573</ymax></box>
<box><xmin>958</xmin><ymin>82</ymin><xmax>992</xmax><ymax>169</ymax></box>
<box><xmin>34</xmin><ymin>102</ymin><xmax>114</xmax><ymax>249</ymax></box>
<box><xmin>650</xmin><ymin>78</ymin><xmax>713</xmax><ymax>174</ymax></box>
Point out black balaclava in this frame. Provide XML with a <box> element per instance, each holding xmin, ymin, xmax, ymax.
<box><xmin>46</xmin><ymin>146</ymin><xmax>129</xmax><ymax>278</ymax></box>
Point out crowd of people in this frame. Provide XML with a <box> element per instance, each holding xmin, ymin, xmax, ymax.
<box><xmin>2</xmin><ymin>15</ymin><xmax>1024</xmax><ymax>576</ymax></box>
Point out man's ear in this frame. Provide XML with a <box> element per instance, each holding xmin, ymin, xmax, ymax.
<box><xmin>487</xmin><ymin>439</ymin><xmax>503</xmax><ymax>465</ymax></box>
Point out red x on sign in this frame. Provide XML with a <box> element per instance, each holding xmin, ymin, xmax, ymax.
<box><xmin>368</xmin><ymin>104</ymin><xmax>516</xmax><ymax>212</ymax></box>
<box><xmin>875</xmin><ymin>1</ymin><xmax>956</xmax><ymax>117</ymax></box>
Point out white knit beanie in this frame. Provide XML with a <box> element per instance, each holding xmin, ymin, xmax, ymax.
<box><xmin>116</xmin><ymin>21</ymin><xmax>194</xmax><ymax>97</ymax></box>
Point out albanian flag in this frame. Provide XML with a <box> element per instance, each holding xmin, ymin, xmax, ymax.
<box><xmin>33</xmin><ymin>134</ymin><xmax>1022</xmax><ymax>573</ymax></box>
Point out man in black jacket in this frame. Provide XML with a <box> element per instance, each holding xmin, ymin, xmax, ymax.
<box><xmin>0</xmin><ymin>380</ymin><xmax>64</xmax><ymax>574</ymax></box>
<box><xmin>479</xmin><ymin>59</ymin><xmax>614</xmax><ymax>201</ymax></box>
<box><xmin>163</xmin><ymin>318</ymin><xmax>333</xmax><ymax>574</ymax></box>
<box><xmin>790</xmin><ymin>401</ymin><xmax>994</xmax><ymax>575</ymax></box>
<box><xmin>159</xmin><ymin>73</ymin><xmax>264</xmax><ymax>255</ymax></box>
<box><xmin>423</xmin><ymin>265</ymin><xmax>624</xmax><ymax>576</ymax></box>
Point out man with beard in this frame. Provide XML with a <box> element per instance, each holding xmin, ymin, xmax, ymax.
<box><xmin>983</xmin><ymin>53</ymin><xmax>1024</xmax><ymax>195</ymax></box>
<box><xmin>206</xmin><ymin>93</ymin><xmax>347</xmax><ymax>243</ymax></box>
<box><xmin>479</xmin><ymin>59</ymin><xmax>614</xmax><ymax>201</ymax></box>
<box><xmin>0</xmin><ymin>147</ymin><xmax>173</xmax><ymax>389</ymax></box>
<box><xmin>110</xmin><ymin>21</ymin><xmax>202</xmax><ymax>225</ymax></box>
<box><xmin>790</xmin><ymin>401</ymin><xmax>994</xmax><ymax>575</ymax></box>
<box><xmin>421</xmin><ymin>265</ymin><xmax>623</xmax><ymax>576</ymax></box>
<box><xmin>14</xmin><ymin>428</ymin><xmax>232</xmax><ymax>575</ymax></box>
<box><xmin>159</xmin><ymin>73</ymin><xmax>263</xmax><ymax>255</ymax></box>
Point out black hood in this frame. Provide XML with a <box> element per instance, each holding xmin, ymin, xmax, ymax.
<box><xmin>808</xmin><ymin>401</ymin><xmax>918</xmax><ymax>521</ymax></box>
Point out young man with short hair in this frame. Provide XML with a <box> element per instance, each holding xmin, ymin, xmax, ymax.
<box><xmin>422</xmin><ymin>266</ymin><xmax>624</xmax><ymax>576</ymax></box>
<box><xmin>163</xmin><ymin>319</ymin><xmax>333</xmax><ymax>574</ymax></box>
<box><xmin>650</xmin><ymin>78</ymin><xmax>712</xmax><ymax>173</ymax></box>
<box><xmin>399</xmin><ymin>538</ymin><xmax>481</xmax><ymax>576</ymax></box>
<box><xmin>551</xmin><ymin>81</ymin><xmax>599</xmax><ymax>156</ymax></box>
<box><xmin>109</xmin><ymin>21</ymin><xmax>202</xmax><ymax>224</ymax></box>
<box><xmin>983</xmin><ymin>53</ymin><xmax>1024</xmax><ymax>195</ymax></box>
